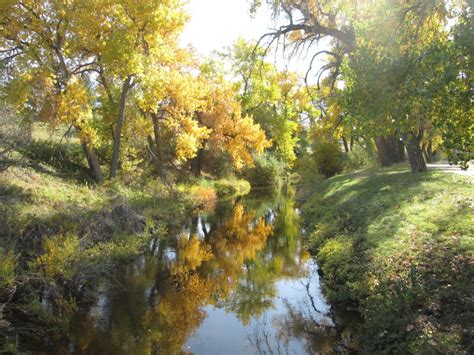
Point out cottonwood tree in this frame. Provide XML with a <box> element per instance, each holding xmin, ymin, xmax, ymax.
<box><xmin>190</xmin><ymin>66</ymin><xmax>272</xmax><ymax>176</ymax></box>
<box><xmin>138</xmin><ymin>60</ymin><xmax>211</xmax><ymax>176</ymax></box>
<box><xmin>1</xmin><ymin>0</ymin><xmax>106</xmax><ymax>182</ymax></box>
<box><xmin>0</xmin><ymin>0</ymin><xmax>194</xmax><ymax>181</ymax></box>
<box><xmin>77</xmin><ymin>0</ymin><xmax>190</xmax><ymax>178</ymax></box>
<box><xmin>342</xmin><ymin>0</ymin><xmax>465</xmax><ymax>172</ymax></box>
<box><xmin>250</xmin><ymin>0</ymin><xmax>405</xmax><ymax>166</ymax></box>
<box><xmin>435</xmin><ymin>0</ymin><xmax>473</xmax><ymax>169</ymax></box>
<box><xmin>253</xmin><ymin>0</ymin><xmax>472</xmax><ymax>172</ymax></box>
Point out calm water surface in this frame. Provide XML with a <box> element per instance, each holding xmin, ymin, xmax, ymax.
<box><xmin>59</xmin><ymin>188</ymin><xmax>343</xmax><ymax>354</ymax></box>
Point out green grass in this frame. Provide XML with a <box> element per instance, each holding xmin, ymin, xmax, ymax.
<box><xmin>301</xmin><ymin>164</ymin><xmax>473</xmax><ymax>354</ymax></box>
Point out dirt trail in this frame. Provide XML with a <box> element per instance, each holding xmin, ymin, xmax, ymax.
<box><xmin>427</xmin><ymin>163</ymin><xmax>473</xmax><ymax>177</ymax></box>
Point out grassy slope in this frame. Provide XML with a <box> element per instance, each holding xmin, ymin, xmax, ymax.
<box><xmin>301</xmin><ymin>165</ymin><xmax>473</xmax><ymax>354</ymax></box>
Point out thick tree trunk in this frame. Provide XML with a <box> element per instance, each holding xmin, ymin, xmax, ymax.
<box><xmin>375</xmin><ymin>137</ymin><xmax>391</xmax><ymax>166</ymax></box>
<box><xmin>109</xmin><ymin>76</ymin><xmax>132</xmax><ymax>179</ymax></box>
<box><xmin>151</xmin><ymin>112</ymin><xmax>164</xmax><ymax>164</ymax></box>
<box><xmin>404</xmin><ymin>132</ymin><xmax>427</xmax><ymax>173</ymax></box>
<box><xmin>375</xmin><ymin>134</ymin><xmax>405</xmax><ymax>166</ymax></box>
<box><xmin>81</xmin><ymin>140</ymin><xmax>103</xmax><ymax>184</ymax></box>
<box><xmin>393</xmin><ymin>137</ymin><xmax>405</xmax><ymax>163</ymax></box>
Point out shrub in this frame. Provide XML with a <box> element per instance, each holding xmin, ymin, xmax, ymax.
<box><xmin>203</xmin><ymin>152</ymin><xmax>234</xmax><ymax>178</ymax></box>
<box><xmin>213</xmin><ymin>178</ymin><xmax>251</xmax><ymax>199</ymax></box>
<box><xmin>316</xmin><ymin>235</ymin><xmax>365</xmax><ymax>304</ymax></box>
<box><xmin>189</xmin><ymin>185</ymin><xmax>217</xmax><ymax>211</ymax></box>
<box><xmin>34</xmin><ymin>234</ymin><xmax>82</xmax><ymax>281</ymax></box>
<box><xmin>344</xmin><ymin>145</ymin><xmax>376</xmax><ymax>171</ymax></box>
<box><xmin>0</xmin><ymin>249</ymin><xmax>16</xmax><ymax>290</ymax></box>
<box><xmin>241</xmin><ymin>154</ymin><xmax>286</xmax><ymax>188</ymax></box>
<box><xmin>295</xmin><ymin>154</ymin><xmax>324</xmax><ymax>186</ymax></box>
<box><xmin>313</xmin><ymin>140</ymin><xmax>344</xmax><ymax>177</ymax></box>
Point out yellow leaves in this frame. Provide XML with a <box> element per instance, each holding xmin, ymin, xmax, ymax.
<box><xmin>226</xmin><ymin>115</ymin><xmax>272</xmax><ymax>170</ymax></box>
<box><xmin>210</xmin><ymin>203</ymin><xmax>273</xmax><ymax>263</ymax></box>
<box><xmin>175</xmin><ymin>117</ymin><xmax>211</xmax><ymax>161</ymax></box>
<box><xmin>172</xmin><ymin>234</ymin><xmax>213</xmax><ymax>277</ymax></box>
<box><xmin>189</xmin><ymin>185</ymin><xmax>217</xmax><ymax>211</ymax></box>
<box><xmin>4</xmin><ymin>72</ymin><xmax>34</xmax><ymax>110</ymax></box>
<box><xmin>35</xmin><ymin>234</ymin><xmax>81</xmax><ymax>280</ymax></box>
<box><xmin>57</xmin><ymin>79</ymin><xmax>91</xmax><ymax>126</ymax></box>
<box><xmin>200</xmin><ymin>80</ymin><xmax>272</xmax><ymax>170</ymax></box>
<box><xmin>136</xmin><ymin>70</ymin><xmax>168</xmax><ymax>113</ymax></box>
<box><xmin>56</xmin><ymin>78</ymin><xmax>100</xmax><ymax>144</ymax></box>
<box><xmin>82</xmin><ymin>0</ymin><xmax>188</xmax><ymax>78</ymax></box>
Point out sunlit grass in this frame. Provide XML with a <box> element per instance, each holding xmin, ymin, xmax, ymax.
<box><xmin>302</xmin><ymin>164</ymin><xmax>473</xmax><ymax>353</ymax></box>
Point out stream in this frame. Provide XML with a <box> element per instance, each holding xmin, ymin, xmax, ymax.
<box><xmin>48</xmin><ymin>187</ymin><xmax>349</xmax><ymax>354</ymax></box>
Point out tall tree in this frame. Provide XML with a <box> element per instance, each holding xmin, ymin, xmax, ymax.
<box><xmin>190</xmin><ymin>65</ymin><xmax>272</xmax><ymax>176</ymax></box>
<box><xmin>1</xmin><ymin>0</ymin><xmax>104</xmax><ymax>182</ymax></box>
<box><xmin>77</xmin><ymin>0</ymin><xmax>190</xmax><ymax>178</ymax></box>
<box><xmin>342</xmin><ymin>0</ymin><xmax>455</xmax><ymax>172</ymax></box>
<box><xmin>253</xmin><ymin>0</ymin><xmax>472</xmax><ymax>172</ymax></box>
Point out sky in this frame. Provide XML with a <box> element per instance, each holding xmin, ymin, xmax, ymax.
<box><xmin>180</xmin><ymin>0</ymin><xmax>326</xmax><ymax>80</ymax></box>
<box><xmin>180</xmin><ymin>0</ymin><xmax>272</xmax><ymax>56</ymax></box>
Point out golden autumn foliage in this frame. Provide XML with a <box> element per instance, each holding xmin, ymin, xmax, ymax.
<box><xmin>172</xmin><ymin>234</ymin><xmax>213</xmax><ymax>276</ymax></box>
<box><xmin>209</xmin><ymin>203</ymin><xmax>273</xmax><ymax>264</ymax></box>
<box><xmin>199</xmin><ymin>77</ymin><xmax>272</xmax><ymax>170</ymax></box>
<box><xmin>1</xmin><ymin>1</ymin><xmax>274</xmax><ymax>182</ymax></box>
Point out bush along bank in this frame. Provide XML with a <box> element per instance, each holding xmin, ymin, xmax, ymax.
<box><xmin>300</xmin><ymin>165</ymin><xmax>473</xmax><ymax>354</ymax></box>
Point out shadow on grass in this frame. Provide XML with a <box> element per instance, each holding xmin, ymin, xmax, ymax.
<box><xmin>19</xmin><ymin>140</ymin><xmax>92</xmax><ymax>182</ymax></box>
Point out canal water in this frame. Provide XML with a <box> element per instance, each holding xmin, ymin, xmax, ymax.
<box><xmin>55</xmin><ymin>187</ymin><xmax>344</xmax><ymax>354</ymax></box>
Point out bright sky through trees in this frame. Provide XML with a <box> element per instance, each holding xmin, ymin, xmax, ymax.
<box><xmin>180</xmin><ymin>0</ymin><xmax>319</xmax><ymax>76</ymax></box>
<box><xmin>181</xmin><ymin>0</ymin><xmax>271</xmax><ymax>56</ymax></box>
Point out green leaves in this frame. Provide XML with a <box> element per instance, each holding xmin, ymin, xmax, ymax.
<box><xmin>222</xmin><ymin>39</ymin><xmax>314</xmax><ymax>166</ymax></box>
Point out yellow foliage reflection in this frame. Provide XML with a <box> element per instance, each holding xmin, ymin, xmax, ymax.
<box><xmin>66</xmin><ymin>196</ymin><xmax>309</xmax><ymax>354</ymax></box>
<box><xmin>171</xmin><ymin>234</ymin><xmax>213</xmax><ymax>277</ymax></box>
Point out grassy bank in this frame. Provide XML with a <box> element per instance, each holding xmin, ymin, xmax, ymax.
<box><xmin>301</xmin><ymin>165</ymin><xmax>473</xmax><ymax>353</ymax></box>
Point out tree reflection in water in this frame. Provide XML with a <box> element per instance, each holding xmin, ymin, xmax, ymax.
<box><xmin>60</xmin><ymin>187</ymin><xmax>341</xmax><ymax>354</ymax></box>
<box><xmin>249</xmin><ymin>281</ymin><xmax>339</xmax><ymax>355</ymax></box>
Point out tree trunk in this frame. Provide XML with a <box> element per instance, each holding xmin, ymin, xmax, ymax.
<box><xmin>375</xmin><ymin>137</ymin><xmax>391</xmax><ymax>166</ymax></box>
<box><xmin>151</xmin><ymin>112</ymin><xmax>164</xmax><ymax>164</ymax></box>
<box><xmin>423</xmin><ymin>139</ymin><xmax>434</xmax><ymax>163</ymax></box>
<box><xmin>147</xmin><ymin>135</ymin><xmax>162</xmax><ymax>175</ymax></box>
<box><xmin>404</xmin><ymin>132</ymin><xmax>427</xmax><ymax>173</ymax></box>
<box><xmin>422</xmin><ymin>146</ymin><xmax>428</xmax><ymax>163</ymax></box>
<box><xmin>191</xmin><ymin>148</ymin><xmax>204</xmax><ymax>177</ymax></box>
<box><xmin>109</xmin><ymin>76</ymin><xmax>132</xmax><ymax>179</ymax></box>
<box><xmin>393</xmin><ymin>136</ymin><xmax>405</xmax><ymax>163</ymax></box>
<box><xmin>342</xmin><ymin>136</ymin><xmax>349</xmax><ymax>153</ymax></box>
<box><xmin>146</xmin><ymin>112</ymin><xmax>166</xmax><ymax>177</ymax></box>
<box><xmin>81</xmin><ymin>140</ymin><xmax>103</xmax><ymax>184</ymax></box>
<box><xmin>375</xmin><ymin>134</ymin><xmax>405</xmax><ymax>166</ymax></box>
